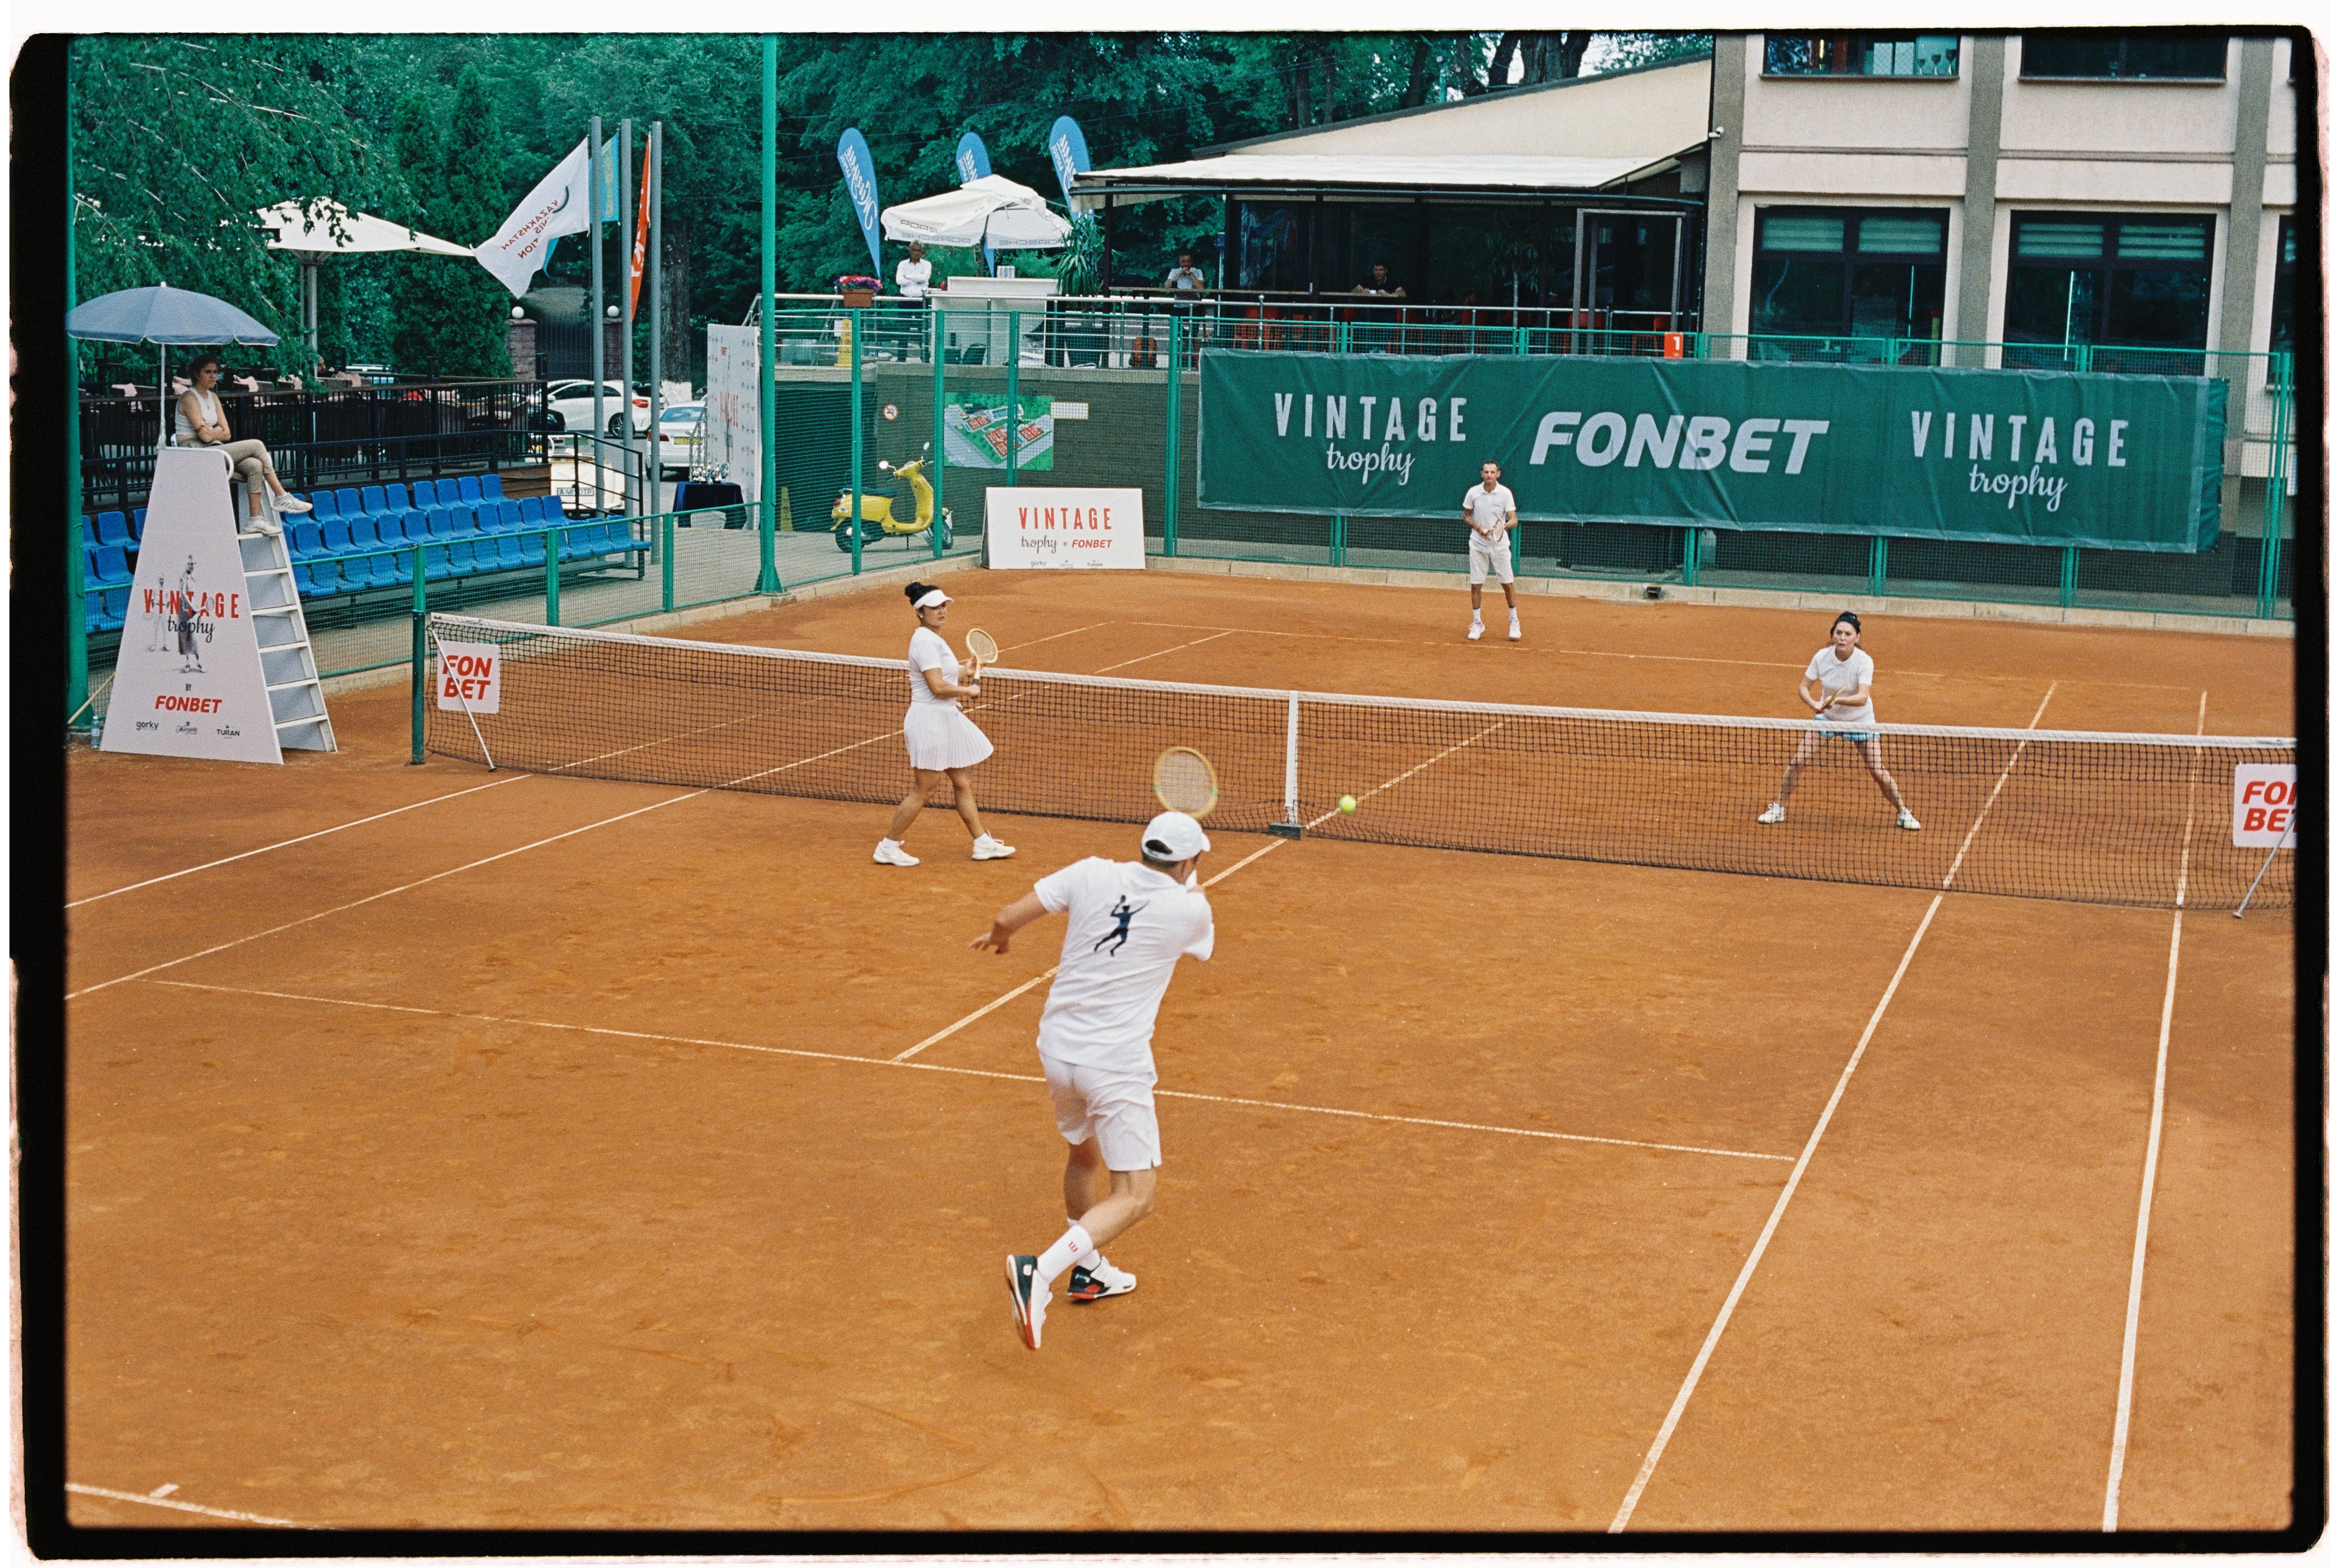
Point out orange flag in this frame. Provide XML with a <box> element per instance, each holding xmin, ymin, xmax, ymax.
<box><xmin>628</xmin><ymin>145</ymin><xmax>652</xmax><ymax>314</ymax></box>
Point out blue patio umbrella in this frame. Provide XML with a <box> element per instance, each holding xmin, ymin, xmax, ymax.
<box><xmin>66</xmin><ymin>282</ymin><xmax>280</xmax><ymax>446</ymax></box>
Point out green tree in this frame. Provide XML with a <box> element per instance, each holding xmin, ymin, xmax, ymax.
<box><xmin>431</xmin><ymin>65</ymin><xmax>513</xmax><ymax>375</ymax></box>
<box><xmin>386</xmin><ymin>92</ymin><xmax>449</xmax><ymax>373</ymax></box>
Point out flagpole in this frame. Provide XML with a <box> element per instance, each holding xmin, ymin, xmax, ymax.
<box><xmin>621</xmin><ymin>120</ymin><xmax>637</xmax><ymax>519</ymax></box>
<box><xmin>757</xmin><ymin>35</ymin><xmax>779</xmax><ymax>593</ymax></box>
<box><xmin>649</xmin><ymin>121</ymin><xmax>664</xmax><ymax>527</ymax></box>
<box><xmin>590</xmin><ymin>115</ymin><xmax>605</xmax><ymax>520</ymax></box>
<box><xmin>67</xmin><ymin>51</ymin><xmax>87</xmax><ymax>728</ymax></box>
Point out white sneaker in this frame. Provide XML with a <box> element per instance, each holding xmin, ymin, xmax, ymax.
<box><xmin>1005</xmin><ymin>1254</ymin><xmax>1048</xmax><ymax>1350</ymax></box>
<box><xmin>1065</xmin><ymin>1258</ymin><xmax>1136</xmax><ymax>1301</ymax></box>
<box><xmin>971</xmin><ymin>834</ymin><xmax>1017</xmax><ymax>860</ymax></box>
<box><xmin>1896</xmin><ymin>808</ymin><xmax>1923</xmax><ymax>831</ymax></box>
<box><xmin>1756</xmin><ymin>803</ymin><xmax>1786</xmax><ymax>825</ymax></box>
<box><xmin>1507</xmin><ymin>614</ymin><xmax>1521</xmax><ymax>641</ymax></box>
<box><xmin>246</xmin><ymin>515</ymin><xmax>282</xmax><ymax>538</ymax></box>
<box><xmin>873</xmin><ymin>839</ymin><xmax>919</xmax><ymax>866</ymax></box>
<box><xmin>1466</xmin><ymin>619</ymin><xmax>1484</xmax><ymax>641</ymax></box>
<box><xmin>276</xmin><ymin>494</ymin><xmax>313</xmax><ymax>515</ymax></box>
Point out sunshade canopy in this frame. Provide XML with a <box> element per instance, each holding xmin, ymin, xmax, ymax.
<box><xmin>65</xmin><ymin>283</ymin><xmax>279</xmax><ymax>345</ymax></box>
<box><xmin>880</xmin><ymin>175</ymin><xmax>1070</xmax><ymax>250</ymax></box>
<box><xmin>257</xmin><ymin>199</ymin><xmax>475</xmax><ymax>258</ymax></box>
<box><xmin>1074</xmin><ymin>151</ymin><xmax>1688</xmax><ymax>202</ymax></box>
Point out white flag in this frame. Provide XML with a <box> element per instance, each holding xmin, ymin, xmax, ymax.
<box><xmin>474</xmin><ymin>138</ymin><xmax>604</xmax><ymax>298</ymax></box>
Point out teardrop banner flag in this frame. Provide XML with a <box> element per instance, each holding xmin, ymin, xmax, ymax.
<box><xmin>955</xmin><ymin>132</ymin><xmax>996</xmax><ymax>273</ymax></box>
<box><xmin>836</xmin><ymin>128</ymin><xmax>884</xmax><ymax>278</ymax></box>
<box><xmin>477</xmin><ymin>137</ymin><xmax>614</xmax><ymax>298</ymax></box>
<box><xmin>629</xmin><ymin>137</ymin><xmax>652</xmax><ymax>313</ymax></box>
<box><xmin>1045</xmin><ymin>116</ymin><xmax>1090</xmax><ymax>208</ymax></box>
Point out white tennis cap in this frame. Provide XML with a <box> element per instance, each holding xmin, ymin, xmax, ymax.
<box><xmin>1142</xmin><ymin>811</ymin><xmax>1210</xmax><ymax>862</ymax></box>
<box><xmin>914</xmin><ymin>587</ymin><xmax>952</xmax><ymax>609</ymax></box>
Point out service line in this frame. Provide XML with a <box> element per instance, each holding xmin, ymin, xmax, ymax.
<box><xmin>64</xmin><ymin>1482</ymin><xmax>307</xmax><ymax>1527</ymax></box>
<box><xmin>1608</xmin><ymin>681</ymin><xmax>2058</xmax><ymax>1532</ymax></box>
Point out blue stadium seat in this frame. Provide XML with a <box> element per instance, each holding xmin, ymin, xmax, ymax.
<box><xmin>310</xmin><ymin>490</ymin><xmax>341</xmax><ymax>523</ymax></box>
<box><xmin>360</xmin><ymin>484</ymin><xmax>387</xmax><ymax>517</ymax></box>
<box><xmin>512</xmin><ymin>496</ymin><xmax>543</xmax><ymax>526</ymax></box>
<box><xmin>334</xmin><ymin>487</ymin><xmax>363</xmax><ymax>518</ymax></box>
<box><xmin>92</xmin><ymin>544</ymin><xmax>132</xmax><ymax>586</ymax></box>
<box><xmin>320</xmin><ymin>517</ymin><xmax>353</xmax><ymax>555</ymax></box>
<box><xmin>456</xmin><ymin>475</ymin><xmax>483</xmax><ymax>504</ymax></box>
<box><xmin>80</xmin><ymin>515</ymin><xmax>97</xmax><ymax>549</ymax></box>
<box><xmin>423</xmin><ymin>507</ymin><xmax>460</xmax><ymax>542</ymax></box>
<box><xmin>383</xmin><ymin>482</ymin><xmax>411</xmax><ymax>514</ymax></box>
<box><xmin>492</xmin><ymin>531</ymin><xmax>528</xmax><ymax>570</ymax></box>
<box><xmin>297</xmin><ymin>559</ymin><xmax>340</xmax><ymax>597</ymax></box>
<box><xmin>344</xmin><ymin>515</ymin><xmax>381</xmax><ymax>553</ymax></box>
<box><xmin>355</xmin><ymin>548</ymin><xmax>400</xmax><ymax>590</ymax></box>
<box><xmin>99</xmin><ymin>588</ymin><xmax>129</xmax><ymax>632</ymax></box>
<box><xmin>519</xmin><ymin>529</ymin><xmax>548</xmax><ymax>566</ymax></box>
<box><xmin>396</xmin><ymin>510</ymin><xmax>432</xmax><ymax>544</ymax></box>
<box><xmin>95</xmin><ymin>511</ymin><xmax>131</xmax><ymax>548</ymax></box>
<box><xmin>288</xmin><ymin>520</ymin><xmax>325</xmax><ymax>559</ymax></box>
<box><xmin>449</xmin><ymin>538</ymin><xmax>483</xmax><ymax>576</ymax></box>
<box><xmin>131</xmin><ymin>507</ymin><xmax>147</xmax><ymax>541</ymax></box>
<box><xmin>431</xmin><ymin>477</ymin><xmax>462</xmax><ymax>506</ymax></box>
<box><xmin>387</xmin><ymin>547</ymin><xmax>414</xmax><ymax>585</ymax></box>
<box><xmin>422</xmin><ymin>544</ymin><xmax>455</xmax><ymax>582</ymax></box>
<box><xmin>481</xmin><ymin>474</ymin><xmax>506</xmax><ymax>501</ymax></box>
<box><xmin>495</xmin><ymin>499</ymin><xmax>524</xmax><ymax>531</ymax></box>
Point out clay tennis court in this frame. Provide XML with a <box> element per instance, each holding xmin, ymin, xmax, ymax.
<box><xmin>64</xmin><ymin>570</ymin><xmax>2297</xmax><ymax>1533</ymax></box>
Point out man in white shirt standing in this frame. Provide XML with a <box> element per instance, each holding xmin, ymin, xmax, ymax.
<box><xmin>894</xmin><ymin>241</ymin><xmax>933</xmax><ymax>303</ymax></box>
<box><xmin>973</xmin><ymin>812</ymin><xmax>1216</xmax><ymax>1350</ymax></box>
<box><xmin>1462</xmin><ymin>460</ymin><xmax>1521</xmax><ymax>642</ymax></box>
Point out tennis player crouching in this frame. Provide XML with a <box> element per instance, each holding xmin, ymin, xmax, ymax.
<box><xmin>875</xmin><ymin>581</ymin><xmax>1016</xmax><ymax>866</ymax></box>
<box><xmin>1757</xmin><ymin>610</ymin><xmax>1920</xmax><ymax>831</ymax></box>
<box><xmin>973</xmin><ymin>811</ymin><xmax>1216</xmax><ymax>1351</ymax></box>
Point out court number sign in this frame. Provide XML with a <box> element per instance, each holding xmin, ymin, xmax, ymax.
<box><xmin>2231</xmin><ymin>764</ymin><xmax>2298</xmax><ymax>847</ymax></box>
<box><xmin>437</xmin><ymin>641</ymin><xmax>502</xmax><ymax>714</ymax></box>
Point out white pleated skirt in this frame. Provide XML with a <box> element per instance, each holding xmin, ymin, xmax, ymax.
<box><xmin>903</xmin><ymin>702</ymin><xmax>995</xmax><ymax>771</ymax></box>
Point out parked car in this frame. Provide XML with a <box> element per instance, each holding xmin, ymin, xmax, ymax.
<box><xmin>655</xmin><ymin>402</ymin><xmax>704</xmax><ymax>478</ymax></box>
<box><xmin>544</xmin><ymin>379</ymin><xmax>652</xmax><ymax>436</ymax></box>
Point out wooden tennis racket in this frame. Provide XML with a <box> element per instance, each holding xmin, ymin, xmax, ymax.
<box><xmin>964</xmin><ymin>627</ymin><xmax>999</xmax><ymax>684</ymax></box>
<box><xmin>1152</xmin><ymin>746</ymin><xmax>1219</xmax><ymax>818</ymax></box>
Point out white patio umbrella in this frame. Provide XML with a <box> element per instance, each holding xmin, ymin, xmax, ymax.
<box><xmin>879</xmin><ymin>175</ymin><xmax>1071</xmax><ymax>252</ymax></box>
<box><xmin>257</xmin><ymin>199</ymin><xmax>476</xmax><ymax>360</ymax></box>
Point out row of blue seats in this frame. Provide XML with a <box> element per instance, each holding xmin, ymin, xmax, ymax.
<box><xmin>291</xmin><ymin>495</ymin><xmax>562</xmax><ymax>558</ymax></box>
<box><xmin>77</xmin><ymin>475</ymin><xmax>517</xmax><ymax>554</ymax></box>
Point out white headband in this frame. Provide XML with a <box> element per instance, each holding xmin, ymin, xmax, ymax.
<box><xmin>915</xmin><ymin>589</ymin><xmax>950</xmax><ymax>610</ymax></box>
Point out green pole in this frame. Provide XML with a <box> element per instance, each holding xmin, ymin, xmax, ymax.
<box><xmin>66</xmin><ymin>55</ymin><xmax>87</xmax><ymax>729</ymax></box>
<box><xmin>849</xmin><ymin>309</ymin><xmax>864</xmax><ymax>574</ymax></box>
<box><xmin>2059</xmin><ymin>545</ymin><xmax>2078</xmax><ymax>608</ymax></box>
<box><xmin>1003</xmin><ymin>311</ymin><xmax>1020</xmax><ymax>489</ymax></box>
<box><xmin>1162</xmin><ymin>312</ymin><xmax>1181</xmax><ymax>555</ymax></box>
<box><xmin>544</xmin><ymin>530</ymin><xmax>561</xmax><ymax>625</ymax></box>
<box><xmin>1681</xmin><ymin>526</ymin><xmax>1699</xmax><ymax>587</ymax></box>
<box><xmin>409</xmin><ymin>546</ymin><xmax>427</xmax><ymax>764</ymax></box>
<box><xmin>2260</xmin><ymin>358</ymin><xmax>2291</xmax><ymax>617</ymax></box>
<box><xmin>661</xmin><ymin>512</ymin><xmax>674</xmax><ymax>612</ymax></box>
<box><xmin>756</xmin><ymin>34</ymin><xmax>779</xmax><ymax>594</ymax></box>
<box><xmin>931</xmin><ymin>306</ymin><xmax>946</xmax><ymax>558</ymax></box>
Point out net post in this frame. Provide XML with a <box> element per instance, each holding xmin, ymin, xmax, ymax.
<box><xmin>660</xmin><ymin>512</ymin><xmax>674</xmax><ymax>613</ymax></box>
<box><xmin>849</xmin><ymin>308</ymin><xmax>864</xmax><ymax>575</ymax></box>
<box><xmin>544</xmin><ymin>529</ymin><xmax>561</xmax><ymax>626</ymax></box>
<box><xmin>2234</xmin><ymin>816</ymin><xmax>2294</xmax><ymax>917</ymax></box>
<box><xmin>408</xmin><ymin>548</ymin><xmax>427</xmax><ymax>764</ymax></box>
<box><xmin>1162</xmin><ymin>312</ymin><xmax>1181</xmax><ymax>556</ymax></box>
<box><xmin>1262</xmin><ymin>689</ymin><xmax>1305</xmax><ymax>838</ymax></box>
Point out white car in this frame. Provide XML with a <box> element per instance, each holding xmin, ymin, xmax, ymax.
<box><xmin>545</xmin><ymin>379</ymin><xmax>652</xmax><ymax>437</ymax></box>
<box><xmin>655</xmin><ymin>402</ymin><xmax>704</xmax><ymax>477</ymax></box>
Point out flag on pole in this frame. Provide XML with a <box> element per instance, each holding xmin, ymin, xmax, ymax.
<box><xmin>1046</xmin><ymin>116</ymin><xmax>1092</xmax><ymax>208</ymax></box>
<box><xmin>475</xmin><ymin>137</ymin><xmax>617</xmax><ymax>299</ymax></box>
<box><xmin>628</xmin><ymin>139</ymin><xmax>652</xmax><ymax>314</ymax></box>
<box><xmin>955</xmin><ymin>132</ymin><xmax>996</xmax><ymax>275</ymax></box>
<box><xmin>836</xmin><ymin>128</ymin><xmax>884</xmax><ymax>278</ymax></box>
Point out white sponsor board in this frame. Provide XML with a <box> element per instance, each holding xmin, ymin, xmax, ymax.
<box><xmin>2232</xmin><ymin>764</ymin><xmax>2300</xmax><ymax>847</ymax></box>
<box><xmin>435</xmin><ymin>641</ymin><xmax>503</xmax><ymax>714</ymax></box>
<box><xmin>101</xmin><ymin>447</ymin><xmax>289</xmax><ymax>765</ymax></box>
<box><xmin>705</xmin><ymin>323</ymin><xmax>763</xmax><ymax>504</ymax></box>
<box><xmin>983</xmin><ymin>487</ymin><xmax>1145</xmax><ymax>570</ymax></box>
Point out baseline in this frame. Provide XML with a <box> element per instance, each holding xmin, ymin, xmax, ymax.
<box><xmin>64</xmin><ymin>1482</ymin><xmax>306</xmax><ymax>1528</ymax></box>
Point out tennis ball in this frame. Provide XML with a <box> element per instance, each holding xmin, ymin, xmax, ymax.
<box><xmin>1338</xmin><ymin>795</ymin><xmax>1357</xmax><ymax>813</ymax></box>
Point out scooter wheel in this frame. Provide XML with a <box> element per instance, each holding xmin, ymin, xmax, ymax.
<box><xmin>833</xmin><ymin>525</ymin><xmax>856</xmax><ymax>553</ymax></box>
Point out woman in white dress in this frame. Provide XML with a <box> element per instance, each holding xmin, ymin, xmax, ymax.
<box><xmin>1756</xmin><ymin>611</ymin><xmax>1921</xmax><ymax>831</ymax></box>
<box><xmin>875</xmin><ymin>582</ymin><xmax>1017</xmax><ymax>866</ymax></box>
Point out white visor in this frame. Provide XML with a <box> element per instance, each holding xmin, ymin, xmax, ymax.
<box><xmin>914</xmin><ymin>588</ymin><xmax>951</xmax><ymax>610</ymax></box>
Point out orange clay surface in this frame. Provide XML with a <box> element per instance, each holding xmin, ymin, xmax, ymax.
<box><xmin>64</xmin><ymin>573</ymin><xmax>2296</xmax><ymax>1532</ymax></box>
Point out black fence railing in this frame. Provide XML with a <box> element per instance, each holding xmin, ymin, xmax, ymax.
<box><xmin>79</xmin><ymin>380</ymin><xmax>549</xmax><ymax>514</ymax></box>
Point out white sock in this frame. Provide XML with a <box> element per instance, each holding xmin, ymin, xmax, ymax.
<box><xmin>1075</xmin><ymin>1244</ymin><xmax>1104</xmax><ymax>1272</ymax></box>
<box><xmin>879</xmin><ymin>837</ymin><xmax>900</xmax><ymax>848</ymax></box>
<box><xmin>1035</xmin><ymin>1223</ymin><xmax>1093</xmax><ymax>1287</ymax></box>
<box><xmin>1470</xmin><ymin>611</ymin><xmax>1482</xmax><ymax>623</ymax></box>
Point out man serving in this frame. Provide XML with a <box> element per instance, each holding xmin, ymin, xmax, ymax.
<box><xmin>973</xmin><ymin>812</ymin><xmax>1216</xmax><ymax>1351</ymax></box>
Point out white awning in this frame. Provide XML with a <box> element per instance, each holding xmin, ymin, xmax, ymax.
<box><xmin>257</xmin><ymin>199</ymin><xmax>475</xmax><ymax>258</ymax></box>
<box><xmin>1075</xmin><ymin>152</ymin><xmax>1686</xmax><ymax>200</ymax></box>
<box><xmin>880</xmin><ymin>175</ymin><xmax>1072</xmax><ymax>250</ymax></box>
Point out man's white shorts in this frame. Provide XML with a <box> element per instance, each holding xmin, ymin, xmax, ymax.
<box><xmin>1041</xmin><ymin>1055</ymin><xmax>1162</xmax><ymax>1171</ymax></box>
<box><xmin>1468</xmin><ymin>530</ymin><xmax>1515</xmax><ymax>585</ymax></box>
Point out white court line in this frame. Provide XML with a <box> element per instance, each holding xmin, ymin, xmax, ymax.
<box><xmin>65</xmin><ymin>1482</ymin><xmax>306</xmax><ymax>1527</ymax></box>
<box><xmin>2103</xmin><ymin>688</ymin><xmax>2207</xmax><ymax>1531</ymax></box>
<box><xmin>1090</xmin><ymin>629</ymin><xmax>1236</xmax><ymax>673</ymax></box>
<box><xmin>143</xmin><ymin>979</ymin><xmax>1776</xmax><ymax>1161</ymax></box>
<box><xmin>1608</xmin><ymin>681</ymin><xmax>2058</xmax><ymax>1533</ymax></box>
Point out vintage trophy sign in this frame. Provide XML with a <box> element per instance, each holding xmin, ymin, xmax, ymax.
<box><xmin>101</xmin><ymin>446</ymin><xmax>309</xmax><ymax>764</ymax></box>
<box><xmin>983</xmin><ymin>487</ymin><xmax>1145</xmax><ymax>570</ymax></box>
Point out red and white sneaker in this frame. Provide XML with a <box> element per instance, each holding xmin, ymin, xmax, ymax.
<box><xmin>1005</xmin><ymin>1254</ymin><xmax>1048</xmax><ymax>1349</ymax></box>
<box><xmin>1064</xmin><ymin>1259</ymin><xmax>1136</xmax><ymax>1302</ymax></box>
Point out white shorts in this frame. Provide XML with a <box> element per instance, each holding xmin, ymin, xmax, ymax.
<box><xmin>1468</xmin><ymin>530</ymin><xmax>1514</xmax><ymax>585</ymax></box>
<box><xmin>1041</xmin><ymin>1054</ymin><xmax>1161</xmax><ymax>1171</ymax></box>
<box><xmin>903</xmin><ymin>702</ymin><xmax>994</xmax><ymax>772</ymax></box>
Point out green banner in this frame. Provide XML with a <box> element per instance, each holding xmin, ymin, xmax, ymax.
<box><xmin>1198</xmin><ymin>351</ymin><xmax>2225</xmax><ymax>551</ymax></box>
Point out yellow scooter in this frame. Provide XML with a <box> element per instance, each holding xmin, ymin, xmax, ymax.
<box><xmin>832</xmin><ymin>448</ymin><xmax>954</xmax><ymax>552</ymax></box>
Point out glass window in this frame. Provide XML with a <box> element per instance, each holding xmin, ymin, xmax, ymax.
<box><xmin>1750</xmin><ymin>207</ymin><xmax>1948</xmax><ymax>342</ymax></box>
<box><xmin>1764</xmin><ymin>33</ymin><xmax>1960</xmax><ymax>77</ymax></box>
<box><xmin>2003</xmin><ymin>212</ymin><xmax>2216</xmax><ymax>355</ymax></box>
<box><xmin>2270</xmin><ymin>216</ymin><xmax>2297</xmax><ymax>355</ymax></box>
<box><xmin>2019</xmin><ymin>32</ymin><xmax>2228</xmax><ymax>79</ymax></box>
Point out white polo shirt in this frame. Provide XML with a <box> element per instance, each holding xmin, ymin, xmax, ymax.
<box><xmin>1806</xmin><ymin>645</ymin><xmax>1876</xmax><ymax>726</ymax></box>
<box><xmin>895</xmin><ymin>257</ymin><xmax>933</xmax><ymax>301</ymax></box>
<box><xmin>1463</xmin><ymin>483</ymin><xmax>1516</xmax><ymax>540</ymax></box>
<box><xmin>907</xmin><ymin>625</ymin><xmax>959</xmax><ymax>706</ymax></box>
<box><xmin>1031</xmin><ymin>858</ymin><xmax>1214</xmax><ymax>1073</ymax></box>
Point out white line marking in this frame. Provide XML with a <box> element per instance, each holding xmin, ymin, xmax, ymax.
<box><xmin>1003</xmin><ymin>622</ymin><xmax>1108</xmax><ymax>654</ymax></box>
<box><xmin>66</xmin><ymin>776</ymin><xmax>535</xmax><ymax>907</ymax></box>
<box><xmin>66</xmin><ymin>1482</ymin><xmax>305</xmax><ymax>1527</ymax></box>
<box><xmin>894</xmin><ymin>970</ymin><xmax>1056</xmax><ymax>1062</ymax></box>
<box><xmin>148</xmin><ymin>1483</ymin><xmax>178</xmax><ymax>1497</ymax></box>
<box><xmin>1308</xmin><ymin>718</ymin><xmax>1510</xmax><ymax>829</ymax></box>
<box><xmin>2103</xmin><ymin>689</ymin><xmax>2206</xmax><ymax>1531</ymax></box>
<box><xmin>142</xmin><ymin>980</ymin><xmax>1773</xmax><ymax>1160</ymax></box>
<box><xmin>1090</xmin><ymin>630</ymin><xmax>1236</xmax><ymax>673</ymax></box>
<box><xmin>1608</xmin><ymin>681</ymin><xmax>2057</xmax><ymax>1532</ymax></box>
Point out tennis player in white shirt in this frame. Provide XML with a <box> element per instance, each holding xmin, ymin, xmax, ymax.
<box><xmin>973</xmin><ymin>811</ymin><xmax>1216</xmax><ymax>1351</ymax></box>
<box><xmin>1757</xmin><ymin>611</ymin><xmax>1920</xmax><ymax>830</ymax></box>
<box><xmin>1462</xmin><ymin>461</ymin><xmax>1521</xmax><ymax>641</ymax></box>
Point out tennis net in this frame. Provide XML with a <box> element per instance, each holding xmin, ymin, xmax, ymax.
<box><xmin>424</xmin><ymin>613</ymin><xmax>2296</xmax><ymax>911</ymax></box>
